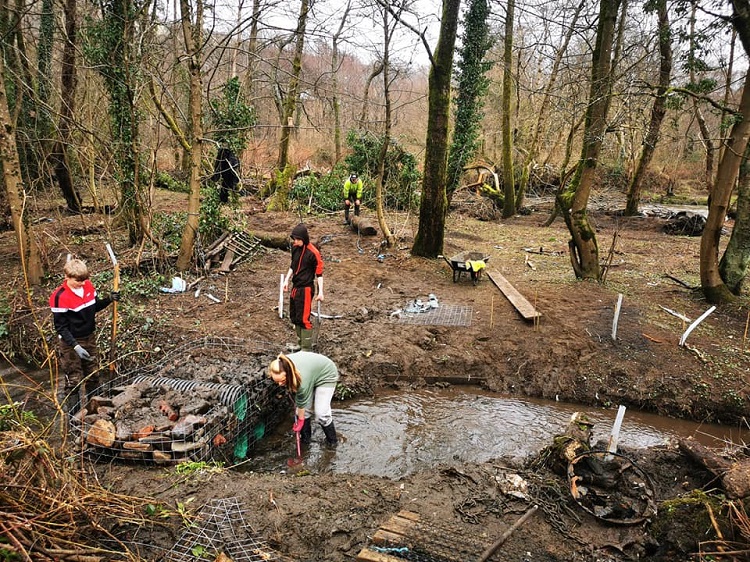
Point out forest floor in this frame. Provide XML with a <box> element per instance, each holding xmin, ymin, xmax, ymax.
<box><xmin>4</xmin><ymin>187</ymin><xmax>750</xmax><ymax>561</ymax></box>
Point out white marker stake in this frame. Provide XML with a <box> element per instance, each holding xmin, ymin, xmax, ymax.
<box><xmin>607</xmin><ymin>405</ymin><xmax>627</xmax><ymax>456</ymax></box>
<box><xmin>279</xmin><ymin>274</ymin><xmax>284</xmax><ymax>319</ymax></box>
<box><xmin>612</xmin><ymin>293</ymin><xmax>623</xmax><ymax>341</ymax></box>
<box><xmin>679</xmin><ymin>306</ymin><xmax>716</xmax><ymax>347</ymax></box>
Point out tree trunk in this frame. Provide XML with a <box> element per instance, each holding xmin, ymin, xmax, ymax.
<box><xmin>719</xmin><ymin>141</ymin><xmax>750</xmax><ymax>294</ymax></box>
<box><xmin>689</xmin><ymin>3</ymin><xmax>714</xmax><ymax>192</ymax></box>
<box><xmin>558</xmin><ymin>0</ymin><xmax>621</xmax><ymax>280</ymax></box>
<box><xmin>624</xmin><ymin>0</ymin><xmax>671</xmax><ymax>216</ymax></box>
<box><xmin>700</xmin><ymin>69</ymin><xmax>750</xmax><ymax>304</ymax></box>
<box><xmin>0</xmin><ymin>56</ymin><xmax>43</xmax><ymax>284</ymax></box>
<box><xmin>50</xmin><ymin>0</ymin><xmax>81</xmax><ymax>212</ymax></box>
<box><xmin>358</xmin><ymin>61</ymin><xmax>383</xmax><ymax>128</ymax></box>
<box><xmin>501</xmin><ymin>0</ymin><xmax>515</xmax><ymax>218</ymax></box>
<box><xmin>276</xmin><ymin>0</ymin><xmax>309</xmax><ymax>171</ymax></box>
<box><xmin>330</xmin><ymin>2</ymin><xmax>350</xmax><ymax>164</ymax></box>
<box><xmin>412</xmin><ymin>0</ymin><xmax>461</xmax><ymax>259</ymax></box>
<box><xmin>176</xmin><ymin>0</ymin><xmax>203</xmax><ymax>271</ymax></box>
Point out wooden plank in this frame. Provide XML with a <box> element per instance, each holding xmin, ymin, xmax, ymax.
<box><xmin>372</xmin><ymin>510</ymin><xmax>420</xmax><ymax>546</ymax></box>
<box><xmin>486</xmin><ymin>269</ymin><xmax>541</xmax><ymax>321</ymax></box>
<box><xmin>372</xmin><ymin>529</ymin><xmax>407</xmax><ymax>545</ymax></box>
<box><xmin>356</xmin><ymin>548</ymin><xmax>405</xmax><ymax>562</ymax></box>
<box><xmin>218</xmin><ymin>249</ymin><xmax>235</xmax><ymax>272</ymax></box>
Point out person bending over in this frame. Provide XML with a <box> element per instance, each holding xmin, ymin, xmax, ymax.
<box><xmin>343</xmin><ymin>173</ymin><xmax>363</xmax><ymax>225</ymax></box>
<box><xmin>268</xmin><ymin>351</ymin><xmax>339</xmax><ymax>446</ymax></box>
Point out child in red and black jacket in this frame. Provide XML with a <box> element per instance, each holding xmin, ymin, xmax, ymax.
<box><xmin>49</xmin><ymin>258</ymin><xmax>118</xmax><ymax>412</ymax></box>
<box><xmin>282</xmin><ymin>223</ymin><xmax>323</xmax><ymax>351</ymax></box>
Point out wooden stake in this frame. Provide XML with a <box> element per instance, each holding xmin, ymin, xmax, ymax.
<box><xmin>743</xmin><ymin>310</ymin><xmax>749</xmax><ymax>353</ymax></box>
<box><xmin>490</xmin><ymin>295</ymin><xmax>494</xmax><ymax>329</ymax></box>
<box><xmin>477</xmin><ymin>505</ymin><xmax>539</xmax><ymax>562</ymax></box>
<box><xmin>225</xmin><ymin>277</ymin><xmax>229</xmax><ymax>302</ymax></box>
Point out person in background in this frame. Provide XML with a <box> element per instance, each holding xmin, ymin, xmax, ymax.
<box><xmin>343</xmin><ymin>173</ymin><xmax>363</xmax><ymax>225</ymax></box>
<box><xmin>283</xmin><ymin>223</ymin><xmax>323</xmax><ymax>351</ymax></box>
<box><xmin>268</xmin><ymin>351</ymin><xmax>339</xmax><ymax>446</ymax></box>
<box><xmin>212</xmin><ymin>147</ymin><xmax>241</xmax><ymax>203</ymax></box>
<box><xmin>49</xmin><ymin>258</ymin><xmax>119</xmax><ymax>413</ymax></box>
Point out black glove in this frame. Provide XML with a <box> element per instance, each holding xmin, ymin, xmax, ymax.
<box><xmin>111</xmin><ymin>291</ymin><xmax>120</xmax><ymax>302</ymax></box>
<box><xmin>74</xmin><ymin>344</ymin><xmax>93</xmax><ymax>361</ymax></box>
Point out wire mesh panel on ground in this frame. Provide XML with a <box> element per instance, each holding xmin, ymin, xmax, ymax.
<box><xmin>396</xmin><ymin>305</ymin><xmax>474</xmax><ymax>327</ymax></box>
<box><xmin>164</xmin><ymin>497</ymin><xmax>289</xmax><ymax>562</ymax></box>
<box><xmin>68</xmin><ymin>337</ymin><xmax>289</xmax><ymax>464</ymax></box>
<box><xmin>358</xmin><ymin>510</ymin><xmax>489</xmax><ymax>562</ymax></box>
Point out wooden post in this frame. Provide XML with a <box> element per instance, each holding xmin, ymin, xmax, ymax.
<box><xmin>477</xmin><ymin>505</ymin><xmax>539</xmax><ymax>562</ymax></box>
<box><xmin>105</xmin><ymin>243</ymin><xmax>119</xmax><ymax>380</ymax></box>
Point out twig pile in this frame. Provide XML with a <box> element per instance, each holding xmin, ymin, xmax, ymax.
<box><xmin>0</xmin><ymin>426</ymin><xmax>157</xmax><ymax>561</ymax></box>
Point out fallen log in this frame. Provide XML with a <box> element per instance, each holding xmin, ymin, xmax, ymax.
<box><xmin>678</xmin><ymin>437</ymin><xmax>750</xmax><ymax>498</ymax></box>
<box><xmin>350</xmin><ymin>216</ymin><xmax>378</xmax><ymax>236</ymax></box>
<box><xmin>250</xmin><ymin>230</ymin><xmax>324</xmax><ymax>250</ymax></box>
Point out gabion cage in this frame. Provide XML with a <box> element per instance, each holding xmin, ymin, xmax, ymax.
<box><xmin>67</xmin><ymin>337</ymin><xmax>289</xmax><ymax>464</ymax></box>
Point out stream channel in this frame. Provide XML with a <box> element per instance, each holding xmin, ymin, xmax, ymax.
<box><xmin>242</xmin><ymin>386</ymin><xmax>749</xmax><ymax>478</ymax></box>
<box><xmin>4</xmin><ymin>364</ymin><xmax>746</xmax><ymax>478</ymax></box>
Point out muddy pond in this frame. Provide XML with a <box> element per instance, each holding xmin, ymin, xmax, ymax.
<box><xmin>241</xmin><ymin>386</ymin><xmax>748</xmax><ymax>477</ymax></box>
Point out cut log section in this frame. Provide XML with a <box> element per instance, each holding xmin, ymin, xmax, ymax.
<box><xmin>350</xmin><ymin>216</ymin><xmax>378</xmax><ymax>236</ymax></box>
<box><xmin>486</xmin><ymin>269</ymin><xmax>541</xmax><ymax>321</ymax></box>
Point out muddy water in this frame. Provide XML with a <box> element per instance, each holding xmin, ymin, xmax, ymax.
<box><xmin>242</xmin><ymin>387</ymin><xmax>749</xmax><ymax>477</ymax></box>
<box><xmin>4</xmin><ymin>363</ymin><xmax>747</xmax><ymax>478</ymax></box>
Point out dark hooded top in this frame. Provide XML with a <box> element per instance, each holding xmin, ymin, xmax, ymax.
<box><xmin>290</xmin><ymin>224</ymin><xmax>323</xmax><ymax>288</ymax></box>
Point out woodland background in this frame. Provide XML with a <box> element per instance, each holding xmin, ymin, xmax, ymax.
<box><xmin>1</xmin><ymin>0</ymin><xmax>750</xmax><ymax>305</ymax></box>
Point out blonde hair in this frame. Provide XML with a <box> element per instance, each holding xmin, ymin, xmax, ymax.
<box><xmin>64</xmin><ymin>259</ymin><xmax>89</xmax><ymax>281</ymax></box>
<box><xmin>268</xmin><ymin>353</ymin><xmax>301</xmax><ymax>392</ymax></box>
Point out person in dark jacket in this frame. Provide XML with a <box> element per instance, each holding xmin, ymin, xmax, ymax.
<box><xmin>268</xmin><ymin>351</ymin><xmax>339</xmax><ymax>446</ymax></box>
<box><xmin>282</xmin><ymin>223</ymin><xmax>323</xmax><ymax>351</ymax></box>
<box><xmin>49</xmin><ymin>258</ymin><xmax>118</xmax><ymax>413</ymax></box>
<box><xmin>212</xmin><ymin>147</ymin><xmax>241</xmax><ymax>203</ymax></box>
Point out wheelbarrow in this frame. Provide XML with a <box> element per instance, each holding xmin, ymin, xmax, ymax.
<box><xmin>443</xmin><ymin>251</ymin><xmax>490</xmax><ymax>284</ymax></box>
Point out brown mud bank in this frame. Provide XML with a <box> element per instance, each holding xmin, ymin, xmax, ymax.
<box><xmin>3</xmin><ymin>194</ymin><xmax>750</xmax><ymax>561</ymax></box>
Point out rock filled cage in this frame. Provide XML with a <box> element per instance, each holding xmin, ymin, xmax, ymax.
<box><xmin>67</xmin><ymin>337</ymin><xmax>289</xmax><ymax>465</ymax></box>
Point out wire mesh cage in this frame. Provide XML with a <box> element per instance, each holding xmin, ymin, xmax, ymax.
<box><xmin>163</xmin><ymin>497</ymin><xmax>289</xmax><ymax>562</ymax></box>
<box><xmin>67</xmin><ymin>337</ymin><xmax>289</xmax><ymax>464</ymax></box>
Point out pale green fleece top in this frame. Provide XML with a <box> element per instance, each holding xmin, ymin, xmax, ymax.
<box><xmin>288</xmin><ymin>351</ymin><xmax>339</xmax><ymax>409</ymax></box>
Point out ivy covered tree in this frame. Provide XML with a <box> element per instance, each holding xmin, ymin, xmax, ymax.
<box><xmin>446</xmin><ymin>0</ymin><xmax>493</xmax><ymax>204</ymax></box>
<box><xmin>83</xmin><ymin>0</ymin><xmax>146</xmax><ymax>245</ymax></box>
<box><xmin>210</xmin><ymin>76</ymin><xmax>256</xmax><ymax>155</ymax></box>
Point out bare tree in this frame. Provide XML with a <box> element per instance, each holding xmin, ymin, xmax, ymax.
<box><xmin>277</xmin><ymin>0</ymin><xmax>310</xmax><ymax>172</ymax></box>
<box><xmin>175</xmin><ymin>0</ymin><xmax>204</xmax><ymax>271</ymax></box>
<box><xmin>624</xmin><ymin>0</ymin><xmax>671</xmax><ymax>216</ymax></box>
<box><xmin>557</xmin><ymin>0</ymin><xmax>621</xmax><ymax>280</ymax></box>
<box><xmin>501</xmin><ymin>0</ymin><xmax>516</xmax><ymax>217</ymax></box>
<box><xmin>0</xmin><ymin>55</ymin><xmax>43</xmax><ymax>284</ymax></box>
